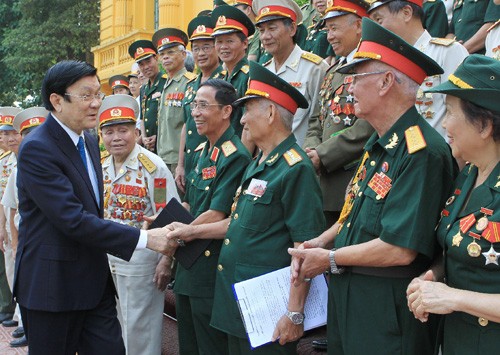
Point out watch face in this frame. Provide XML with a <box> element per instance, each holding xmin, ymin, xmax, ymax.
<box><xmin>291</xmin><ymin>313</ymin><xmax>304</xmax><ymax>324</ymax></box>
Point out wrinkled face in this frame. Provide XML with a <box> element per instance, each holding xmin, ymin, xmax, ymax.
<box><xmin>257</xmin><ymin>19</ymin><xmax>295</xmax><ymax>56</ymax></box>
<box><xmin>369</xmin><ymin>5</ymin><xmax>405</xmax><ymax>34</ymax></box>
<box><xmin>100</xmin><ymin>123</ymin><xmax>138</xmax><ymax>160</ymax></box>
<box><xmin>442</xmin><ymin>95</ymin><xmax>485</xmax><ymax>162</ymax></box>
<box><xmin>55</xmin><ymin>75</ymin><xmax>102</xmax><ymax>134</ymax></box>
<box><xmin>191</xmin><ymin>86</ymin><xmax>227</xmax><ymax>138</ymax></box>
<box><xmin>325</xmin><ymin>14</ymin><xmax>361</xmax><ymax>57</ymax></box>
<box><xmin>215</xmin><ymin>33</ymin><xmax>248</xmax><ymax>68</ymax></box>
<box><xmin>128</xmin><ymin>77</ymin><xmax>141</xmax><ymax>98</ymax></box>
<box><xmin>240</xmin><ymin>99</ymin><xmax>269</xmax><ymax>143</ymax></box>
<box><xmin>113</xmin><ymin>87</ymin><xmax>130</xmax><ymax>95</ymax></box>
<box><xmin>158</xmin><ymin>46</ymin><xmax>186</xmax><ymax>74</ymax></box>
<box><xmin>192</xmin><ymin>39</ymin><xmax>219</xmax><ymax>72</ymax></box>
<box><xmin>137</xmin><ymin>56</ymin><xmax>160</xmax><ymax>80</ymax></box>
<box><xmin>0</xmin><ymin>130</ymin><xmax>21</xmax><ymax>155</ymax></box>
<box><xmin>313</xmin><ymin>0</ymin><xmax>328</xmax><ymax>13</ymax></box>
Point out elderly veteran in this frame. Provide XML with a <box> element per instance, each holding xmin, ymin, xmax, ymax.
<box><xmin>176</xmin><ymin>15</ymin><xmax>226</xmax><ymax>194</ymax></box>
<box><xmin>108</xmin><ymin>75</ymin><xmax>131</xmax><ymax>96</ymax></box>
<box><xmin>253</xmin><ymin>0</ymin><xmax>328</xmax><ymax>147</ymax></box>
<box><xmin>171</xmin><ymin>79</ymin><xmax>251</xmax><ymax>355</ymax></box>
<box><xmin>289</xmin><ymin>18</ymin><xmax>457</xmax><ymax>355</ymax></box>
<box><xmin>407</xmin><ymin>55</ymin><xmax>500</xmax><ymax>355</ymax></box>
<box><xmin>168</xmin><ymin>61</ymin><xmax>325</xmax><ymax>354</ymax></box>
<box><xmin>99</xmin><ymin>94</ymin><xmax>179</xmax><ymax>355</ymax></box>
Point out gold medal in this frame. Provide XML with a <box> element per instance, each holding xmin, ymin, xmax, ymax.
<box><xmin>451</xmin><ymin>232</ymin><xmax>463</xmax><ymax>247</ymax></box>
<box><xmin>476</xmin><ymin>216</ymin><xmax>489</xmax><ymax>232</ymax></box>
<box><xmin>467</xmin><ymin>240</ymin><xmax>482</xmax><ymax>257</ymax></box>
<box><xmin>125</xmin><ymin>175</ymin><xmax>131</xmax><ymax>182</ymax></box>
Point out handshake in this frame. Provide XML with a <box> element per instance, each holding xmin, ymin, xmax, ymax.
<box><xmin>145</xmin><ymin>220</ymin><xmax>195</xmax><ymax>257</ymax></box>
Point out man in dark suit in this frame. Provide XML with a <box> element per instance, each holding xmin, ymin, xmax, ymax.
<box><xmin>13</xmin><ymin>60</ymin><xmax>171</xmax><ymax>355</ymax></box>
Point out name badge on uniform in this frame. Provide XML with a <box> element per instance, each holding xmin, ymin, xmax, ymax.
<box><xmin>247</xmin><ymin>178</ymin><xmax>267</xmax><ymax>197</ymax></box>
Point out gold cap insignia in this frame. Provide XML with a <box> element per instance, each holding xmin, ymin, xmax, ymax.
<box><xmin>161</xmin><ymin>38</ymin><xmax>170</xmax><ymax>44</ymax></box>
<box><xmin>29</xmin><ymin>118</ymin><xmax>40</xmax><ymax>125</ymax></box>
<box><xmin>4</xmin><ymin>117</ymin><xmax>12</xmax><ymax>124</ymax></box>
<box><xmin>111</xmin><ymin>108</ymin><xmax>122</xmax><ymax>117</ymax></box>
<box><xmin>136</xmin><ymin>47</ymin><xmax>144</xmax><ymax>55</ymax></box>
<box><xmin>327</xmin><ymin>0</ymin><xmax>333</xmax><ymax>6</ymax></box>
<box><xmin>217</xmin><ymin>15</ymin><xmax>227</xmax><ymax>26</ymax></box>
<box><xmin>196</xmin><ymin>25</ymin><xmax>206</xmax><ymax>34</ymax></box>
<box><xmin>261</xmin><ymin>7</ymin><xmax>270</xmax><ymax>15</ymax></box>
<box><xmin>114</xmin><ymin>80</ymin><xmax>120</xmax><ymax>86</ymax></box>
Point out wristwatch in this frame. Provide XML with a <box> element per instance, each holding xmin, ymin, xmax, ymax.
<box><xmin>286</xmin><ymin>311</ymin><xmax>305</xmax><ymax>325</ymax></box>
<box><xmin>329</xmin><ymin>249</ymin><xmax>345</xmax><ymax>274</ymax></box>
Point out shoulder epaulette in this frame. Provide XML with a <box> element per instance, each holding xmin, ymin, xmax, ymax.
<box><xmin>301</xmin><ymin>52</ymin><xmax>323</xmax><ymax>64</ymax></box>
<box><xmin>248</xmin><ymin>34</ymin><xmax>254</xmax><ymax>40</ymax></box>
<box><xmin>184</xmin><ymin>71</ymin><xmax>197</xmax><ymax>81</ymax></box>
<box><xmin>162</xmin><ymin>73</ymin><xmax>168</xmax><ymax>79</ymax></box>
<box><xmin>220</xmin><ymin>70</ymin><xmax>228</xmax><ymax>77</ymax></box>
<box><xmin>240</xmin><ymin>65</ymin><xmax>250</xmax><ymax>74</ymax></box>
<box><xmin>430</xmin><ymin>38</ymin><xmax>456</xmax><ymax>47</ymax></box>
<box><xmin>138</xmin><ymin>152</ymin><xmax>157</xmax><ymax>174</ymax></box>
<box><xmin>283</xmin><ymin>148</ymin><xmax>303</xmax><ymax>166</ymax></box>
<box><xmin>487</xmin><ymin>19</ymin><xmax>500</xmax><ymax>33</ymax></box>
<box><xmin>100</xmin><ymin>150</ymin><xmax>110</xmax><ymax>163</ymax></box>
<box><xmin>0</xmin><ymin>151</ymin><xmax>11</xmax><ymax>160</ymax></box>
<box><xmin>404</xmin><ymin>125</ymin><xmax>427</xmax><ymax>154</ymax></box>
<box><xmin>187</xmin><ymin>74</ymin><xmax>198</xmax><ymax>84</ymax></box>
<box><xmin>221</xmin><ymin>140</ymin><xmax>238</xmax><ymax>157</ymax></box>
<box><xmin>195</xmin><ymin>142</ymin><xmax>206</xmax><ymax>152</ymax></box>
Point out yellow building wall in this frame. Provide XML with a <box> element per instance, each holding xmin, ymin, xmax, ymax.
<box><xmin>92</xmin><ymin>0</ymin><xmax>213</xmax><ymax>93</ymax></box>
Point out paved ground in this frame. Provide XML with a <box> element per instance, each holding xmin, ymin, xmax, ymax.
<box><xmin>0</xmin><ymin>322</ymin><xmax>27</xmax><ymax>354</ymax></box>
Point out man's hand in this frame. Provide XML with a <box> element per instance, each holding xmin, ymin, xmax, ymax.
<box><xmin>271</xmin><ymin>314</ymin><xmax>304</xmax><ymax>345</ymax></box>
<box><xmin>305</xmin><ymin>148</ymin><xmax>321</xmax><ymax>174</ymax></box>
<box><xmin>0</xmin><ymin>227</ymin><xmax>7</xmax><ymax>252</ymax></box>
<box><xmin>175</xmin><ymin>165</ymin><xmax>186</xmax><ymax>193</ymax></box>
<box><xmin>143</xmin><ymin>135</ymin><xmax>157</xmax><ymax>151</ymax></box>
<box><xmin>288</xmin><ymin>247</ymin><xmax>330</xmax><ymax>287</ymax></box>
<box><xmin>167</xmin><ymin>222</ymin><xmax>197</xmax><ymax>243</ymax></box>
<box><xmin>153</xmin><ymin>255</ymin><xmax>172</xmax><ymax>291</ymax></box>
<box><xmin>147</xmin><ymin>226</ymin><xmax>178</xmax><ymax>256</ymax></box>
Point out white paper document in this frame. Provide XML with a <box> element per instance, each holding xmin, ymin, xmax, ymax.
<box><xmin>233</xmin><ymin>266</ymin><xmax>328</xmax><ymax>348</ymax></box>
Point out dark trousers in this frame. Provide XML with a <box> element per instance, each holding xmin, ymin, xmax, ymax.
<box><xmin>20</xmin><ymin>281</ymin><xmax>125</xmax><ymax>355</ymax></box>
<box><xmin>0</xmin><ymin>250</ymin><xmax>14</xmax><ymax>313</ymax></box>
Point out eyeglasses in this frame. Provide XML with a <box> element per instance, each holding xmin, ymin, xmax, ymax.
<box><xmin>189</xmin><ymin>102</ymin><xmax>222</xmax><ymax>111</ymax></box>
<box><xmin>192</xmin><ymin>45</ymin><xmax>215</xmax><ymax>54</ymax></box>
<box><xmin>347</xmin><ymin>71</ymin><xmax>387</xmax><ymax>85</ymax></box>
<box><xmin>64</xmin><ymin>92</ymin><xmax>105</xmax><ymax>102</ymax></box>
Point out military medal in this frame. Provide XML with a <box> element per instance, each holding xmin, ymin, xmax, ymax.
<box><xmin>482</xmin><ymin>245</ymin><xmax>500</xmax><ymax>266</ymax></box>
<box><xmin>467</xmin><ymin>232</ymin><xmax>482</xmax><ymax>257</ymax></box>
<box><xmin>482</xmin><ymin>221</ymin><xmax>500</xmax><ymax>243</ymax></box>
<box><xmin>381</xmin><ymin>162</ymin><xmax>389</xmax><ymax>173</ymax></box>
<box><xmin>368</xmin><ymin>172</ymin><xmax>392</xmax><ymax>199</ymax></box>
<box><xmin>476</xmin><ymin>207</ymin><xmax>493</xmax><ymax>232</ymax></box>
<box><xmin>202</xmin><ymin>166</ymin><xmax>217</xmax><ymax>180</ymax></box>
<box><xmin>333</xmin><ymin>116</ymin><xmax>341</xmax><ymax>124</ymax></box>
<box><xmin>343</xmin><ymin>116</ymin><xmax>352</xmax><ymax>126</ymax></box>
<box><xmin>451</xmin><ymin>232</ymin><xmax>463</xmax><ymax>247</ymax></box>
<box><xmin>125</xmin><ymin>175</ymin><xmax>131</xmax><ymax>182</ymax></box>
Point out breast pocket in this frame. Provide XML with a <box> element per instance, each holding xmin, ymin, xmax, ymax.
<box><xmin>239</xmin><ymin>190</ymin><xmax>275</xmax><ymax>233</ymax></box>
<box><xmin>360</xmin><ymin>187</ymin><xmax>385</xmax><ymax>237</ymax></box>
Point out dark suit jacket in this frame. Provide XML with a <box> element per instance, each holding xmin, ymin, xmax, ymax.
<box><xmin>14</xmin><ymin>113</ymin><xmax>140</xmax><ymax>312</ymax></box>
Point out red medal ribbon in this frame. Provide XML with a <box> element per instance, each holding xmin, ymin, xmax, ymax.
<box><xmin>460</xmin><ymin>213</ymin><xmax>476</xmax><ymax>234</ymax></box>
<box><xmin>480</xmin><ymin>207</ymin><xmax>494</xmax><ymax>216</ymax></box>
<box><xmin>469</xmin><ymin>231</ymin><xmax>481</xmax><ymax>239</ymax></box>
<box><xmin>482</xmin><ymin>222</ymin><xmax>500</xmax><ymax>243</ymax></box>
<box><xmin>454</xmin><ymin>189</ymin><xmax>461</xmax><ymax>195</ymax></box>
<box><xmin>441</xmin><ymin>209</ymin><xmax>450</xmax><ymax>217</ymax></box>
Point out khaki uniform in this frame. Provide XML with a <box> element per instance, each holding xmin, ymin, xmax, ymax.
<box><xmin>413</xmin><ymin>31</ymin><xmax>468</xmax><ymax>138</ymax></box>
<box><xmin>103</xmin><ymin>144</ymin><xmax>179</xmax><ymax>355</ymax></box>
<box><xmin>486</xmin><ymin>20</ymin><xmax>500</xmax><ymax>59</ymax></box>
<box><xmin>264</xmin><ymin>45</ymin><xmax>328</xmax><ymax>147</ymax></box>
<box><xmin>157</xmin><ymin>67</ymin><xmax>196</xmax><ymax>172</ymax></box>
<box><xmin>304</xmin><ymin>55</ymin><xmax>374</xmax><ymax>217</ymax></box>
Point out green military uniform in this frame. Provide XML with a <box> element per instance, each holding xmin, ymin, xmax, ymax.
<box><xmin>304</xmin><ymin>56</ymin><xmax>374</xmax><ymax>224</ymax></box>
<box><xmin>303</xmin><ymin>12</ymin><xmax>333</xmax><ymax>59</ymax></box>
<box><xmin>174</xmin><ymin>126</ymin><xmax>251</xmax><ymax>355</ymax></box>
<box><xmin>301</xmin><ymin>2</ymin><xmax>317</xmax><ymax>31</ymax></box>
<box><xmin>223</xmin><ymin>57</ymin><xmax>249</xmax><ymax>137</ymax></box>
<box><xmin>435</xmin><ymin>164</ymin><xmax>500</xmax><ymax>354</ymax></box>
<box><xmin>140</xmin><ymin>74</ymin><xmax>167</xmax><ymax>141</ymax></box>
<box><xmin>485</xmin><ymin>0</ymin><xmax>500</xmax><ymax>59</ymax></box>
<box><xmin>211</xmin><ymin>134</ymin><xmax>325</xmax><ymax>354</ymax></box>
<box><xmin>247</xmin><ymin>28</ymin><xmax>261</xmax><ymax>60</ymax></box>
<box><xmin>423</xmin><ymin>0</ymin><xmax>449</xmax><ymax>37</ymax></box>
<box><xmin>156</xmin><ymin>67</ymin><xmax>196</xmax><ymax>171</ymax></box>
<box><xmin>329</xmin><ymin>107</ymin><xmax>456</xmax><ymax>354</ymax></box>
<box><xmin>450</xmin><ymin>0</ymin><xmax>490</xmax><ymax>52</ymax></box>
<box><xmin>182</xmin><ymin>66</ymin><xmax>226</xmax><ymax>179</ymax></box>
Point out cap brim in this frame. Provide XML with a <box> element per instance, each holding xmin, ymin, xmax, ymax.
<box><xmin>323</xmin><ymin>11</ymin><xmax>350</xmax><ymax>21</ymax></box>
<box><xmin>135</xmin><ymin>53</ymin><xmax>155</xmax><ymax>63</ymax></box>
<box><xmin>190</xmin><ymin>35</ymin><xmax>215</xmax><ymax>41</ymax></box>
<box><xmin>100</xmin><ymin>119</ymin><xmax>137</xmax><ymax>128</ymax></box>
<box><xmin>233</xmin><ymin>95</ymin><xmax>262</xmax><ymax>107</ymax></box>
<box><xmin>0</xmin><ymin>125</ymin><xmax>14</xmax><ymax>131</ymax></box>
<box><xmin>255</xmin><ymin>15</ymin><xmax>291</xmax><ymax>26</ymax></box>
<box><xmin>336</xmin><ymin>57</ymin><xmax>371</xmax><ymax>74</ymax></box>
<box><xmin>212</xmin><ymin>28</ymin><xmax>242</xmax><ymax>37</ymax></box>
<box><xmin>426</xmin><ymin>84</ymin><xmax>500</xmax><ymax>113</ymax></box>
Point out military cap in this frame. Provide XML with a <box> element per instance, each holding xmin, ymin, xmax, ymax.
<box><xmin>214</xmin><ymin>0</ymin><xmax>231</xmax><ymax>7</ymax></box>
<box><xmin>234</xmin><ymin>0</ymin><xmax>253</xmax><ymax>6</ymax></box>
<box><xmin>13</xmin><ymin>107</ymin><xmax>48</xmax><ymax>134</ymax></box>
<box><xmin>0</xmin><ymin>107</ymin><xmax>22</xmax><ymax>131</ymax></box>
<box><xmin>233</xmin><ymin>61</ymin><xmax>308</xmax><ymax>114</ymax></box>
<box><xmin>366</xmin><ymin>0</ymin><xmax>423</xmax><ymax>13</ymax></box>
<box><xmin>108</xmin><ymin>75</ymin><xmax>130</xmax><ymax>91</ymax></box>
<box><xmin>211</xmin><ymin>5</ymin><xmax>255</xmax><ymax>37</ymax></box>
<box><xmin>252</xmin><ymin>0</ymin><xmax>303</xmax><ymax>26</ymax></box>
<box><xmin>98</xmin><ymin>94</ymin><xmax>139</xmax><ymax>128</ymax></box>
<box><xmin>426</xmin><ymin>54</ymin><xmax>500</xmax><ymax>114</ymax></box>
<box><xmin>152</xmin><ymin>28</ymin><xmax>188</xmax><ymax>53</ymax></box>
<box><xmin>323</xmin><ymin>0</ymin><xmax>369</xmax><ymax>21</ymax></box>
<box><xmin>188</xmin><ymin>16</ymin><xmax>216</xmax><ymax>41</ymax></box>
<box><xmin>338</xmin><ymin>18</ymin><xmax>443</xmax><ymax>85</ymax></box>
<box><xmin>128</xmin><ymin>40</ymin><xmax>157</xmax><ymax>63</ymax></box>
<box><xmin>128</xmin><ymin>63</ymin><xmax>140</xmax><ymax>79</ymax></box>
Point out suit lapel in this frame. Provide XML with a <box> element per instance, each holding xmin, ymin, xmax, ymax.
<box><xmin>85</xmin><ymin>132</ymin><xmax>104</xmax><ymax>213</ymax></box>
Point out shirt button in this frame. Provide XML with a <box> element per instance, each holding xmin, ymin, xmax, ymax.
<box><xmin>370</xmin><ymin>161</ymin><xmax>376</xmax><ymax>166</ymax></box>
<box><xmin>205</xmin><ymin>186</ymin><xmax>210</xmax><ymax>191</ymax></box>
<box><xmin>204</xmin><ymin>250</ymin><xmax>211</xmax><ymax>257</ymax></box>
<box><xmin>191</xmin><ymin>179</ymin><xmax>194</xmax><ymax>183</ymax></box>
<box><xmin>187</xmin><ymin>149</ymin><xmax>191</xmax><ymax>154</ymax></box>
<box><xmin>224</xmin><ymin>238</ymin><xmax>230</xmax><ymax>245</ymax></box>
<box><xmin>234</xmin><ymin>213</ymin><xmax>239</xmax><ymax>220</ymax></box>
<box><xmin>478</xmin><ymin>317</ymin><xmax>488</xmax><ymax>327</ymax></box>
<box><xmin>217</xmin><ymin>264</ymin><xmax>223</xmax><ymax>271</ymax></box>
<box><xmin>188</xmin><ymin>130</ymin><xmax>192</xmax><ymax>135</ymax></box>
<box><xmin>358</xmin><ymin>192</ymin><xmax>363</xmax><ymax>197</ymax></box>
<box><xmin>446</xmin><ymin>224</ymin><xmax>450</xmax><ymax>229</ymax></box>
<box><xmin>347</xmin><ymin>222</ymin><xmax>351</xmax><ymax>228</ymax></box>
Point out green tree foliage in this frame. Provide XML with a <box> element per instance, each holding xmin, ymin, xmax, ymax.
<box><xmin>0</xmin><ymin>0</ymin><xmax>100</xmax><ymax>106</ymax></box>
<box><xmin>296</xmin><ymin>0</ymin><xmax>309</xmax><ymax>6</ymax></box>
